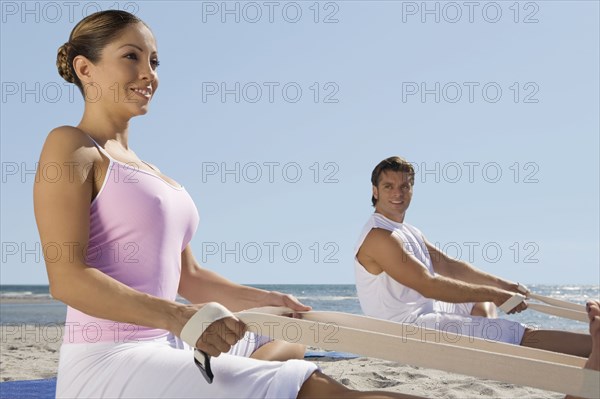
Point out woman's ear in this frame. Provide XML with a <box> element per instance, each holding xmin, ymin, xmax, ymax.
<box><xmin>72</xmin><ymin>55</ymin><xmax>93</xmax><ymax>84</ymax></box>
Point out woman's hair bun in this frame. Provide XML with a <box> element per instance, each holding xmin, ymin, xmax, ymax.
<box><xmin>56</xmin><ymin>42</ymin><xmax>75</xmax><ymax>84</ymax></box>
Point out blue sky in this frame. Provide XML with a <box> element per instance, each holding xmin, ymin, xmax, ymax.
<box><xmin>1</xmin><ymin>1</ymin><xmax>598</xmax><ymax>285</ymax></box>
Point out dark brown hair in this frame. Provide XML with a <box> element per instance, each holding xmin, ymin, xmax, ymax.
<box><xmin>56</xmin><ymin>10</ymin><xmax>146</xmax><ymax>94</ymax></box>
<box><xmin>371</xmin><ymin>156</ymin><xmax>415</xmax><ymax>206</ymax></box>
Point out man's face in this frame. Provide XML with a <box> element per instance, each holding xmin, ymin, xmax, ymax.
<box><xmin>373</xmin><ymin>170</ymin><xmax>413</xmax><ymax>223</ymax></box>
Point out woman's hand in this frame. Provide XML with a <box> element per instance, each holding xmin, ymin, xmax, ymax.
<box><xmin>196</xmin><ymin>316</ymin><xmax>246</xmax><ymax>357</ymax></box>
<box><xmin>264</xmin><ymin>291</ymin><xmax>312</xmax><ymax>314</ymax></box>
<box><xmin>177</xmin><ymin>303</ymin><xmax>247</xmax><ymax>357</ymax></box>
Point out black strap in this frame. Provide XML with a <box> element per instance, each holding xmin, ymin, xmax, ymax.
<box><xmin>193</xmin><ymin>349</ymin><xmax>214</xmax><ymax>384</ymax></box>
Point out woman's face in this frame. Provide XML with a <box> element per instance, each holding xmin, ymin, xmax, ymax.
<box><xmin>84</xmin><ymin>22</ymin><xmax>159</xmax><ymax>119</ymax></box>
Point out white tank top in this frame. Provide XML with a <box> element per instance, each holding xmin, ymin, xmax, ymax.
<box><xmin>354</xmin><ymin>213</ymin><xmax>436</xmax><ymax>323</ymax></box>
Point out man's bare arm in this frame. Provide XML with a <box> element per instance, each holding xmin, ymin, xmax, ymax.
<box><xmin>424</xmin><ymin>239</ymin><xmax>519</xmax><ymax>293</ymax></box>
<box><xmin>357</xmin><ymin>228</ymin><xmax>517</xmax><ymax>308</ymax></box>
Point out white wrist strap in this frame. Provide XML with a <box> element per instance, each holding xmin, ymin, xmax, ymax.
<box><xmin>516</xmin><ymin>283</ymin><xmax>529</xmax><ymax>295</ymax></box>
<box><xmin>499</xmin><ymin>293</ymin><xmax>526</xmax><ymax>313</ymax></box>
<box><xmin>180</xmin><ymin>302</ymin><xmax>233</xmax><ymax>348</ymax></box>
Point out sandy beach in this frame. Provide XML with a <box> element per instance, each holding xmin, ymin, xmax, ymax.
<box><xmin>0</xmin><ymin>324</ymin><xmax>564</xmax><ymax>398</ymax></box>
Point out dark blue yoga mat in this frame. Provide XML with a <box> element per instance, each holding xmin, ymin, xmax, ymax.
<box><xmin>0</xmin><ymin>377</ymin><xmax>56</xmax><ymax>399</ymax></box>
<box><xmin>304</xmin><ymin>350</ymin><xmax>359</xmax><ymax>359</ymax></box>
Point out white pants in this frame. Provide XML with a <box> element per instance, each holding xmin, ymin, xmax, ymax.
<box><xmin>56</xmin><ymin>334</ymin><xmax>318</xmax><ymax>398</ymax></box>
<box><xmin>413</xmin><ymin>301</ymin><xmax>527</xmax><ymax>345</ymax></box>
<box><xmin>227</xmin><ymin>331</ymin><xmax>274</xmax><ymax>357</ymax></box>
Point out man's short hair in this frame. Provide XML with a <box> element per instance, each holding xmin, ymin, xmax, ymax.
<box><xmin>371</xmin><ymin>156</ymin><xmax>415</xmax><ymax>206</ymax></box>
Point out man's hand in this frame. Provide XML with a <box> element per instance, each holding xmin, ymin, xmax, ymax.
<box><xmin>516</xmin><ymin>283</ymin><xmax>532</xmax><ymax>298</ymax></box>
<box><xmin>494</xmin><ymin>290</ymin><xmax>528</xmax><ymax>314</ymax></box>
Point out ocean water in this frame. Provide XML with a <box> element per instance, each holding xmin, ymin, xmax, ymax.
<box><xmin>1</xmin><ymin>284</ymin><xmax>598</xmax><ymax>332</ymax></box>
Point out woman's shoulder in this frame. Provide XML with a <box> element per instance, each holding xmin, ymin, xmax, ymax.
<box><xmin>41</xmin><ymin>125</ymin><xmax>101</xmax><ymax>165</ymax></box>
<box><xmin>45</xmin><ymin>125</ymin><xmax>89</xmax><ymax>145</ymax></box>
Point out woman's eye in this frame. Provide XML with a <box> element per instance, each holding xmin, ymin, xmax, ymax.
<box><xmin>125</xmin><ymin>53</ymin><xmax>159</xmax><ymax>70</ymax></box>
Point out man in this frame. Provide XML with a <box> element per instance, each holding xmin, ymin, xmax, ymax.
<box><xmin>354</xmin><ymin>156</ymin><xmax>591</xmax><ymax>356</ymax></box>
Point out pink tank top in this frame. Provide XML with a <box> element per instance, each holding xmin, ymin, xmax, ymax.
<box><xmin>63</xmin><ymin>135</ymin><xmax>200</xmax><ymax>344</ymax></box>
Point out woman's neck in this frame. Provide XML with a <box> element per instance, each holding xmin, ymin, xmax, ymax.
<box><xmin>78</xmin><ymin>107</ymin><xmax>131</xmax><ymax>150</ymax></box>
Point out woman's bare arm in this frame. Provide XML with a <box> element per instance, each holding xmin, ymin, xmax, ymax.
<box><xmin>34</xmin><ymin>127</ymin><xmax>201</xmax><ymax>338</ymax></box>
<box><xmin>179</xmin><ymin>245</ymin><xmax>311</xmax><ymax>313</ymax></box>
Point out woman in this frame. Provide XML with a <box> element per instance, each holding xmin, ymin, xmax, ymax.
<box><xmin>33</xmin><ymin>9</ymin><xmax>416</xmax><ymax>399</ymax></box>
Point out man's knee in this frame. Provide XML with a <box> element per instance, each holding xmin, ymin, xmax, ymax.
<box><xmin>298</xmin><ymin>371</ymin><xmax>350</xmax><ymax>398</ymax></box>
<box><xmin>251</xmin><ymin>340</ymin><xmax>305</xmax><ymax>361</ymax></box>
<box><xmin>471</xmin><ymin>302</ymin><xmax>497</xmax><ymax>318</ymax></box>
<box><xmin>519</xmin><ymin>327</ymin><xmax>533</xmax><ymax>345</ymax></box>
